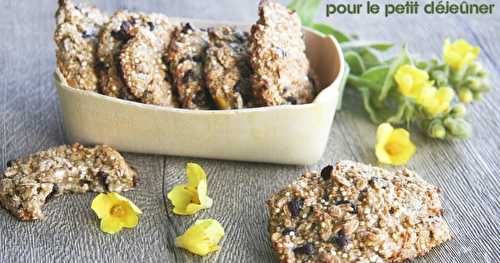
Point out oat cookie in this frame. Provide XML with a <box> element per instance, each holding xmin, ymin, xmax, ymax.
<box><xmin>97</xmin><ymin>11</ymin><xmax>176</xmax><ymax>100</ymax></box>
<box><xmin>204</xmin><ymin>27</ymin><xmax>253</xmax><ymax>109</ymax></box>
<box><xmin>167</xmin><ymin>23</ymin><xmax>213</xmax><ymax>109</ymax></box>
<box><xmin>0</xmin><ymin>144</ymin><xmax>138</xmax><ymax>221</ymax></box>
<box><xmin>250</xmin><ymin>0</ymin><xmax>317</xmax><ymax>106</ymax></box>
<box><xmin>54</xmin><ymin>0</ymin><xmax>108</xmax><ymax>91</ymax></box>
<box><xmin>120</xmin><ymin>27</ymin><xmax>178</xmax><ymax>107</ymax></box>
<box><xmin>267</xmin><ymin>161</ymin><xmax>451</xmax><ymax>263</ymax></box>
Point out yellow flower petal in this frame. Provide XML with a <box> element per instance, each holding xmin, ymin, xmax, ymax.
<box><xmin>375</xmin><ymin>123</ymin><xmax>416</xmax><ymax>166</ymax></box>
<box><xmin>100</xmin><ymin>216</ymin><xmax>124</xmax><ymax>234</ymax></box>
<box><xmin>167</xmin><ymin>163</ymin><xmax>213</xmax><ymax>216</ymax></box>
<box><xmin>386</xmin><ymin>129</ymin><xmax>416</xmax><ymax>165</ymax></box>
<box><xmin>120</xmin><ymin>206</ymin><xmax>140</xmax><ymax>228</ymax></box>
<box><xmin>376</xmin><ymin>122</ymin><xmax>393</xmax><ymax>144</ymax></box>
<box><xmin>394</xmin><ymin>65</ymin><xmax>432</xmax><ymax>98</ymax></box>
<box><xmin>196</xmin><ymin>179</ymin><xmax>213</xmax><ymax>209</ymax></box>
<box><xmin>186</xmin><ymin>163</ymin><xmax>207</xmax><ymax>191</ymax></box>
<box><xmin>168</xmin><ymin>184</ymin><xmax>200</xmax><ymax>215</ymax></box>
<box><xmin>175</xmin><ymin>219</ymin><xmax>225</xmax><ymax>256</ymax></box>
<box><xmin>111</xmin><ymin>192</ymin><xmax>142</xmax><ymax>214</ymax></box>
<box><xmin>91</xmin><ymin>193</ymin><xmax>141</xmax><ymax>234</ymax></box>
<box><xmin>417</xmin><ymin>86</ymin><xmax>454</xmax><ymax>117</ymax></box>
<box><xmin>444</xmin><ymin>39</ymin><xmax>480</xmax><ymax>70</ymax></box>
<box><xmin>91</xmin><ymin>193</ymin><xmax>118</xmax><ymax>219</ymax></box>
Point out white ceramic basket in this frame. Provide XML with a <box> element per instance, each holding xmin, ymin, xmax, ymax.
<box><xmin>55</xmin><ymin>21</ymin><xmax>344</xmax><ymax>165</ymax></box>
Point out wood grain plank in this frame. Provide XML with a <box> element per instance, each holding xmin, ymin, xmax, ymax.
<box><xmin>0</xmin><ymin>0</ymin><xmax>499</xmax><ymax>262</ymax></box>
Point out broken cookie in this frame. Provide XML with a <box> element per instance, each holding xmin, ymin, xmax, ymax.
<box><xmin>0</xmin><ymin>144</ymin><xmax>138</xmax><ymax>221</ymax></box>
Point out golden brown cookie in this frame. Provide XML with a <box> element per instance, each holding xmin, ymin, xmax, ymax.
<box><xmin>54</xmin><ymin>0</ymin><xmax>108</xmax><ymax>91</ymax></box>
<box><xmin>267</xmin><ymin>161</ymin><xmax>451</xmax><ymax>262</ymax></box>
<box><xmin>250</xmin><ymin>1</ymin><xmax>317</xmax><ymax>106</ymax></box>
<box><xmin>167</xmin><ymin>23</ymin><xmax>213</xmax><ymax>109</ymax></box>
<box><xmin>204</xmin><ymin>27</ymin><xmax>253</xmax><ymax>109</ymax></box>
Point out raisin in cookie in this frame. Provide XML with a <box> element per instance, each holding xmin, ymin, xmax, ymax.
<box><xmin>267</xmin><ymin>161</ymin><xmax>451</xmax><ymax>263</ymax></box>
<box><xmin>250</xmin><ymin>0</ymin><xmax>317</xmax><ymax>106</ymax></box>
<box><xmin>204</xmin><ymin>27</ymin><xmax>253</xmax><ymax>109</ymax></box>
<box><xmin>0</xmin><ymin>144</ymin><xmax>138</xmax><ymax>221</ymax></box>
<box><xmin>167</xmin><ymin>23</ymin><xmax>213</xmax><ymax>109</ymax></box>
<box><xmin>120</xmin><ymin>27</ymin><xmax>177</xmax><ymax>107</ymax></box>
<box><xmin>54</xmin><ymin>0</ymin><xmax>108</xmax><ymax>91</ymax></box>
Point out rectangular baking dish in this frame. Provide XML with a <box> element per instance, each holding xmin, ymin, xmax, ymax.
<box><xmin>54</xmin><ymin>19</ymin><xmax>344</xmax><ymax>165</ymax></box>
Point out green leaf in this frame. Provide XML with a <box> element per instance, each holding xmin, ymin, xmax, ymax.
<box><xmin>357</xmin><ymin>48</ymin><xmax>382</xmax><ymax>69</ymax></box>
<box><xmin>378</xmin><ymin>45</ymin><xmax>411</xmax><ymax>101</ymax></box>
<box><xmin>360</xmin><ymin>65</ymin><xmax>389</xmax><ymax>88</ymax></box>
<box><xmin>288</xmin><ymin>0</ymin><xmax>323</xmax><ymax>26</ymax></box>
<box><xmin>359</xmin><ymin>88</ymin><xmax>380</xmax><ymax>123</ymax></box>
<box><xmin>311</xmin><ymin>23</ymin><xmax>350</xmax><ymax>43</ymax></box>
<box><xmin>341</xmin><ymin>41</ymin><xmax>394</xmax><ymax>52</ymax></box>
<box><xmin>344</xmin><ymin>51</ymin><xmax>365</xmax><ymax>75</ymax></box>
<box><xmin>336</xmin><ymin>62</ymin><xmax>350</xmax><ymax>110</ymax></box>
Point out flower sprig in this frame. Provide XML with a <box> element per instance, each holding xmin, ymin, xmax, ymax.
<box><xmin>289</xmin><ymin>1</ymin><xmax>490</xmax><ymax>141</ymax></box>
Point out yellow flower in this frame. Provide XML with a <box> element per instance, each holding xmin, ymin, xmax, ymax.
<box><xmin>443</xmin><ymin>39</ymin><xmax>480</xmax><ymax>70</ymax></box>
<box><xmin>176</xmin><ymin>219</ymin><xmax>225</xmax><ymax>256</ymax></box>
<box><xmin>91</xmin><ymin>192</ymin><xmax>142</xmax><ymax>234</ymax></box>
<box><xmin>394</xmin><ymin>65</ymin><xmax>433</xmax><ymax>98</ymax></box>
<box><xmin>375</xmin><ymin>123</ymin><xmax>416</xmax><ymax>166</ymax></box>
<box><xmin>416</xmin><ymin>86</ymin><xmax>455</xmax><ymax>117</ymax></box>
<box><xmin>167</xmin><ymin>163</ymin><xmax>213</xmax><ymax>215</ymax></box>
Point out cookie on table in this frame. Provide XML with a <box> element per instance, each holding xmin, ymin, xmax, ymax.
<box><xmin>204</xmin><ymin>27</ymin><xmax>253</xmax><ymax>109</ymax></box>
<box><xmin>97</xmin><ymin>11</ymin><xmax>176</xmax><ymax>101</ymax></box>
<box><xmin>54</xmin><ymin>0</ymin><xmax>108</xmax><ymax>91</ymax></box>
<box><xmin>0</xmin><ymin>144</ymin><xmax>138</xmax><ymax>221</ymax></box>
<box><xmin>249</xmin><ymin>0</ymin><xmax>317</xmax><ymax>106</ymax></box>
<box><xmin>267</xmin><ymin>161</ymin><xmax>451</xmax><ymax>263</ymax></box>
<box><xmin>120</xmin><ymin>27</ymin><xmax>178</xmax><ymax>107</ymax></box>
<box><xmin>167</xmin><ymin>23</ymin><xmax>213</xmax><ymax>110</ymax></box>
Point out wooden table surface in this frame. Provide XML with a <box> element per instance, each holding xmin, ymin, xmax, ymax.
<box><xmin>0</xmin><ymin>0</ymin><xmax>499</xmax><ymax>262</ymax></box>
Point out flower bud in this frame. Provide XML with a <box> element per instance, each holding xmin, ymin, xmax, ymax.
<box><xmin>473</xmin><ymin>92</ymin><xmax>482</xmax><ymax>101</ymax></box>
<box><xmin>431</xmin><ymin>70</ymin><xmax>448</xmax><ymax>86</ymax></box>
<box><xmin>427</xmin><ymin>119</ymin><xmax>446</xmax><ymax>139</ymax></box>
<box><xmin>466</xmin><ymin>77</ymin><xmax>481</xmax><ymax>91</ymax></box>
<box><xmin>444</xmin><ymin>117</ymin><xmax>471</xmax><ymax>139</ymax></box>
<box><xmin>451</xmin><ymin>103</ymin><xmax>467</xmax><ymax>118</ymax></box>
<box><xmin>458</xmin><ymin>89</ymin><xmax>473</xmax><ymax>103</ymax></box>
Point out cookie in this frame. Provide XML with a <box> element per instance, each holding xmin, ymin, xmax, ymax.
<box><xmin>54</xmin><ymin>0</ymin><xmax>108</xmax><ymax>91</ymax></box>
<box><xmin>120</xmin><ymin>27</ymin><xmax>177</xmax><ymax>107</ymax></box>
<box><xmin>250</xmin><ymin>0</ymin><xmax>317</xmax><ymax>106</ymax></box>
<box><xmin>0</xmin><ymin>144</ymin><xmax>138</xmax><ymax>221</ymax></box>
<box><xmin>97</xmin><ymin>10</ymin><xmax>138</xmax><ymax>99</ymax></box>
<box><xmin>267</xmin><ymin>161</ymin><xmax>451</xmax><ymax>263</ymax></box>
<box><xmin>204</xmin><ymin>27</ymin><xmax>253</xmax><ymax>109</ymax></box>
<box><xmin>167</xmin><ymin>23</ymin><xmax>213</xmax><ymax>109</ymax></box>
<box><xmin>97</xmin><ymin>11</ymin><xmax>176</xmax><ymax>100</ymax></box>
